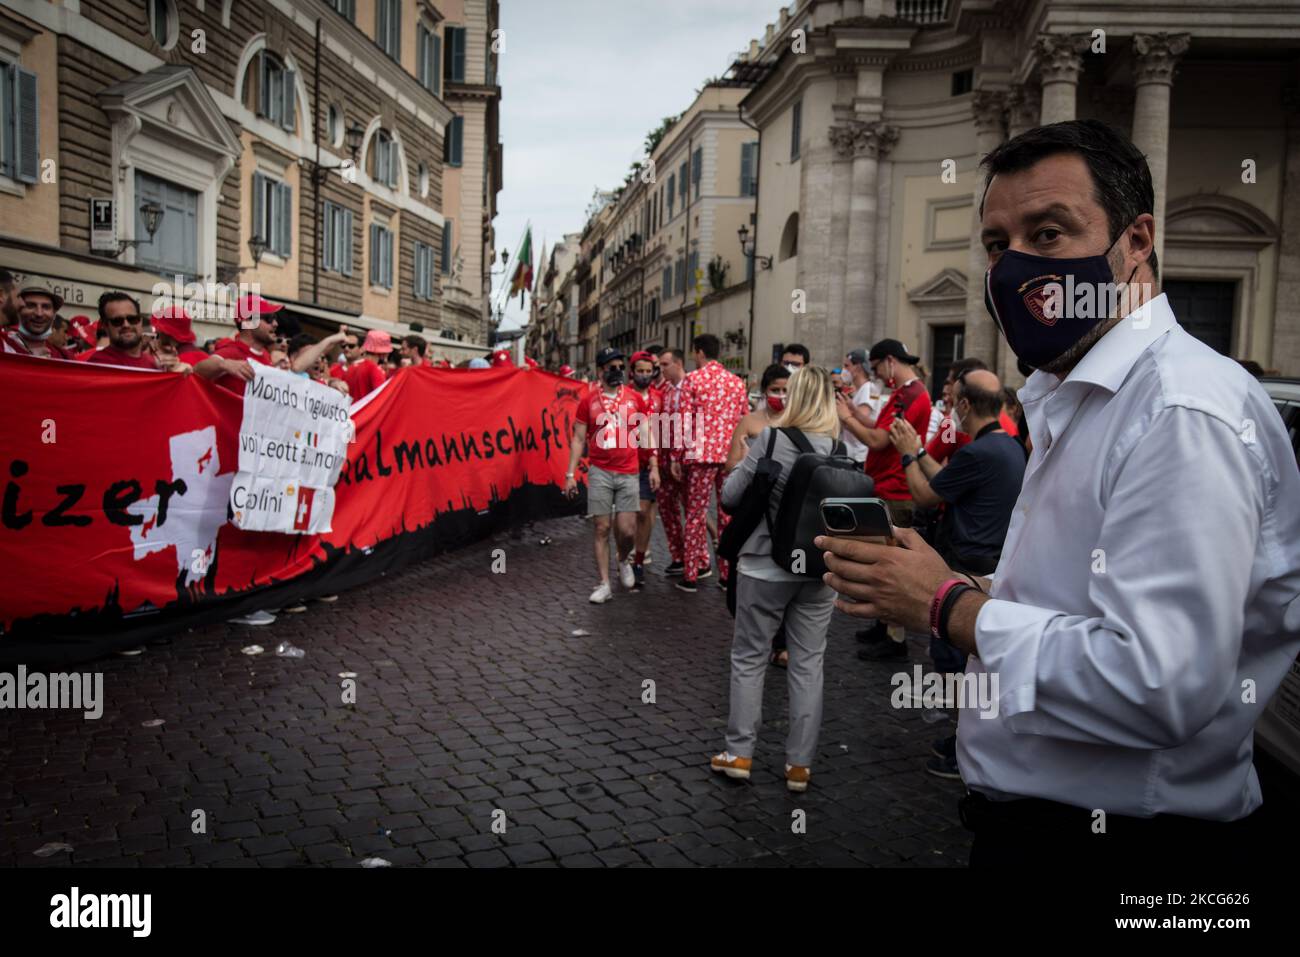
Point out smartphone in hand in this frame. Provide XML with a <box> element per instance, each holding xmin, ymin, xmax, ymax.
<box><xmin>819</xmin><ymin>497</ymin><xmax>896</xmax><ymax>546</ymax></box>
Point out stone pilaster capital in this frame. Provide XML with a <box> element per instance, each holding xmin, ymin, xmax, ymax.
<box><xmin>1006</xmin><ymin>83</ymin><xmax>1042</xmax><ymax>127</ymax></box>
<box><xmin>829</xmin><ymin>124</ymin><xmax>857</xmax><ymax>158</ymax></box>
<box><xmin>971</xmin><ymin>90</ymin><xmax>1007</xmax><ymax>133</ymax></box>
<box><xmin>1034</xmin><ymin>33</ymin><xmax>1090</xmax><ymax>85</ymax></box>
<box><xmin>867</xmin><ymin>122</ymin><xmax>900</xmax><ymax>159</ymax></box>
<box><xmin>1132</xmin><ymin>33</ymin><xmax>1191</xmax><ymax>86</ymax></box>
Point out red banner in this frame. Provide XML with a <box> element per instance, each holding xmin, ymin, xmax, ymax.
<box><xmin>0</xmin><ymin>353</ymin><xmax>585</xmax><ymax>656</ymax></box>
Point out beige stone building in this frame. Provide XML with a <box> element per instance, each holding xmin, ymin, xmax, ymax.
<box><xmin>525</xmin><ymin>231</ymin><xmax>579</xmax><ymax>368</ymax></box>
<box><xmin>602</xmin><ymin>84</ymin><xmax>760</xmax><ymax>374</ymax></box>
<box><xmin>738</xmin><ymin>0</ymin><xmax>1300</xmax><ymax>392</ymax></box>
<box><xmin>0</xmin><ymin>0</ymin><xmax>498</xmax><ymax>361</ymax></box>
<box><xmin>435</xmin><ymin>0</ymin><xmax>502</xmax><ymax>343</ymax></box>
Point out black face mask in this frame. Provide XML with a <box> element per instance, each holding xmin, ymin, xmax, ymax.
<box><xmin>632</xmin><ymin>373</ymin><xmax>653</xmax><ymax>390</ymax></box>
<box><xmin>603</xmin><ymin>366</ymin><xmax>625</xmax><ymax>387</ymax></box>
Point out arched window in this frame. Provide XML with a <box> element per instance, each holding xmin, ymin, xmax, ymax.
<box><xmin>370</xmin><ymin>130</ymin><xmax>398</xmax><ymax>188</ymax></box>
<box><xmin>779</xmin><ymin>212</ymin><xmax>799</xmax><ymax>261</ymax></box>
<box><xmin>148</xmin><ymin>0</ymin><xmax>178</xmax><ymax>51</ymax></box>
<box><xmin>246</xmin><ymin>51</ymin><xmax>297</xmax><ymax>133</ymax></box>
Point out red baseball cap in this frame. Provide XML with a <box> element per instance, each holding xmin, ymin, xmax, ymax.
<box><xmin>234</xmin><ymin>293</ymin><xmax>284</xmax><ymax>325</ymax></box>
<box><xmin>630</xmin><ymin>350</ymin><xmax>654</xmax><ymax>365</ymax></box>
<box><xmin>524</xmin><ymin>356</ymin><xmax>539</xmax><ymax>369</ymax></box>
<box><xmin>151</xmin><ymin>304</ymin><xmax>197</xmax><ymax>344</ymax></box>
<box><xmin>558</xmin><ymin>364</ymin><xmax>575</xmax><ymax>376</ymax></box>
<box><xmin>68</xmin><ymin>315</ymin><xmax>97</xmax><ymax>346</ymax></box>
<box><xmin>491</xmin><ymin>349</ymin><xmax>514</xmax><ymax>368</ymax></box>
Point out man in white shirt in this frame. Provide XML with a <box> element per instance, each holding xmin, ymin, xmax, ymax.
<box><xmin>836</xmin><ymin>348</ymin><xmax>873</xmax><ymax>464</ymax></box>
<box><xmin>817</xmin><ymin>119</ymin><xmax>1300</xmax><ymax>869</ymax></box>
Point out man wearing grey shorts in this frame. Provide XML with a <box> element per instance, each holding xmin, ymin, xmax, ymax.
<box><xmin>564</xmin><ymin>348</ymin><xmax>656</xmax><ymax>603</ymax></box>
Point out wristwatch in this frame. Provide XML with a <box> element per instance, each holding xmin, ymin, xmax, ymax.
<box><xmin>901</xmin><ymin>453</ymin><xmax>917</xmax><ymax>469</ymax></box>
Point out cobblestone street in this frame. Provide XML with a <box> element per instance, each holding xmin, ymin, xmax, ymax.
<box><xmin>0</xmin><ymin>516</ymin><xmax>973</xmax><ymax>868</ymax></box>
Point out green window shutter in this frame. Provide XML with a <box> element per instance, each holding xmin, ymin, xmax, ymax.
<box><xmin>14</xmin><ymin>65</ymin><xmax>38</xmax><ymax>184</ymax></box>
<box><xmin>341</xmin><ymin>208</ymin><xmax>354</xmax><ymax>276</ymax></box>
<box><xmin>280</xmin><ymin>68</ymin><xmax>296</xmax><ymax>132</ymax></box>
<box><xmin>790</xmin><ymin>100</ymin><xmax>802</xmax><ymax>161</ymax></box>
<box><xmin>692</xmin><ymin>147</ymin><xmax>702</xmax><ymax>199</ymax></box>
<box><xmin>322</xmin><ymin>201</ymin><xmax>335</xmax><ymax>270</ymax></box>
<box><xmin>740</xmin><ymin>142</ymin><xmax>755</xmax><ymax>196</ymax></box>
<box><xmin>275</xmin><ymin>182</ymin><xmax>292</xmax><ymax>256</ymax></box>
<box><xmin>252</xmin><ymin>171</ymin><xmax>266</xmax><ymax>241</ymax></box>
<box><xmin>441</xmin><ymin>219</ymin><xmax>452</xmax><ymax>274</ymax></box>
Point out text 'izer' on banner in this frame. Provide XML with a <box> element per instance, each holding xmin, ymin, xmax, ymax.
<box><xmin>230</xmin><ymin>366</ymin><xmax>354</xmax><ymax>534</ymax></box>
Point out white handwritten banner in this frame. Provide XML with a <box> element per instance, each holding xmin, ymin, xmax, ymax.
<box><xmin>229</xmin><ymin>366</ymin><xmax>353</xmax><ymax>534</ymax></box>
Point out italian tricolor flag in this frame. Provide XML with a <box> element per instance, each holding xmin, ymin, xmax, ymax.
<box><xmin>510</xmin><ymin>228</ymin><xmax>533</xmax><ymax>301</ymax></box>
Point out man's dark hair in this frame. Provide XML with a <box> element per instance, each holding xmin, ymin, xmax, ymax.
<box><xmin>760</xmin><ymin>363</ymin><xmax>789</xmax><ymax>392</ymax></box>
<box><xmin>1235</xmin><ymin>358</ymin><xmax>1265</xmax><ymax>379</ymax></box>
<box><xmin>288</xmin><ymin>333</ymin><xmax>315</xmax><ymax>357</ymax></box>
<box><xmin>51</xmin><ymin>316</ymin><xmax>69</xmax><ymax>331</ymax></box>
<box><xmin>97</xmin><ymin>290</ymin><xmax>139</xmax><ymax>322</ymax></box>
<box><xmin>403</xmin><ymin>334</ymin><xmax>428</xmax><ymax>357</ymax></box>
<box><xmin>948</xmin><ymin>356</ymin><xmax>988</xmax><ymax>381</ymax></box>
<box><xmin>692</xmin><ymin>334</ymin><xmax>720</xmax><ymax>360</ymax></box>
<box><xmin>781</xmin><ymin>343</ymin><xmax>811</xmax><ymax>364</ymax></box>
<box><xmin>646</xmin><ymin>343</ymin><xmax>663</xmax><ymax>355</ymax></box>
<box><xmin>956</xmin><ymin>373</ymin><xmax>1004</xmax><ymax>420</ymax></box>
<box><xmin>0</xmin><ymin>268</ymin><xmax>14</xmax><ymax>287</ymax></box>
<box><xmin>660</xmin><ymin>347</ymin><xmax>683</xmax><ymax>364</ymax></box>
<box><xmin>980</xmin><ymin>119</ymin><xmax>1158</xmax><ymax>280</ymax></box>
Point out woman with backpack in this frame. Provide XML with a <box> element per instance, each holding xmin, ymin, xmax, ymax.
<box><xmin>710</xmin><ymin>366</ymin><xmax>842</xmax><ymax>793</ymax></box>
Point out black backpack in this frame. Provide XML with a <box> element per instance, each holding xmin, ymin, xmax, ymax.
<box><xmin>716</xmin><ymin>428</ymin><xmax>783</xmax><ymax>566</ymax></box>
<box><xmin>767</xmin><ymin>428</ymin><xmax>875</xmax><ymax>578</ymax></box>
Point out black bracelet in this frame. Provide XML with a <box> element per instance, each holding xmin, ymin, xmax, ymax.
<box><xmin>938</xmin><ymin>583</ymin><xmax>976</xmax><ymax>643</ymax></box>
<box><xmin>962</xmin><ymin>572</ymin><xmax>984</xmax><ymax>593</ymax></box>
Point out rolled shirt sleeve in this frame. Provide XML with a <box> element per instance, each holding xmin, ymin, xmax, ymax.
<box><xmin>974</xmin><ymin>405</ymin><xmax>1263</xmax><ymax>750</ymax></box>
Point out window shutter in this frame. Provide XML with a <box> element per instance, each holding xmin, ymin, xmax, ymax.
<box><xmin>14</xmin><ymin>66</ymin><xmax>38</xmax><ymax>184</ymax></box>
<box><xmin>415</xmin><ymin>243</ymin><xmax>424</xmax><ymax>298</ymax></box>
<box><xmin>692</xmin><ymin>147</ymin><xmax>701</xmax><ymax>198</ymax></box>
<box><xmin>417</xmin><ymin>27</ymin><xmax>427</xmax><ymax>86</ymax></box>
<box><xmin>662</xmin><ymin>265</ymin><xmax>671</xmax><ymax>299</ymax></box>
<box><xmin>257</xmin><ymin>52</ymin><xmax>269</xmax><ymax>117</ymax></box>
<box><xmin>385</xmin><ymin>230</ymin><xmax>394</xmax><ymax>287</ymax></box>
<box><xmin>376</xmin><ymin>1</ymin><xmax>388</xmax><ymax>56</ymax></box>
<box><xmin>280</xmin><ymin>68</ymin><xmax>296</xmax><ymax>132</ymax></box>
<box><xmin>740</xmin><ymin>143</ymin><xmax>754</xmax><ymax>196</ymax></box>
<box><xmin>369</xmin><ymin>223</ymin><xmax>379</xmax><ymax>284</ymax></box>
<box><xmin>455</xmin><ymin>28</ymin><xmax>467</xmax><ymax>83</ymax></box>
<box><xmin>322</xmin><ymin>202</ymin><xmax>335</xmax><ymax>270</ymax></box>
<box><xmin>252</xmin><ymin>172</ymin><xmax>266</xmax><ymax>241</ymax></box>
<box><xmin>679</xmin><ymin>162</ymin><xmax>687</xmax><ymax>204</ymax></box>
<box><xmin>341</xmin><ymin>208</ymin><xmax>354</xmax><ymax>276</ymax></box>
<box><xmin>276</xmin><ymin>182</ymin><xmax>292</xmax><ymax>256</ymax></box>
<box><xmin>791</xmin><ymin>101</ymin><xmax>802</xmax><ymax>161</ymax></box>
<box><xmin>441</xmin><ymin>219</ymin><xmax>452</xmax><ymax>274</ymax></box>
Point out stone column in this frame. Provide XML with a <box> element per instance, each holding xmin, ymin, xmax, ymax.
<box><xmin>872</xmin><ymin>125</ymin><xmax>899</xmax><ymax>347</ymax></box>
<box><xmin>828</xmin><ymin>124</ymin><xmax>856</xmax><ymax>351</ymax></box>
<box><xmin>795</xmin><ymin>114</ymin><xmax>837</xmax><ymax>364</ymax></box>
<box><xmin>842</xmin><ymin>121</ymin><xmax>895</xmax><ymax>357</ymax></box>
<box><xmin>1035</xmin><ymin>34</ymin><xmax>1089</xmax><ymax>124</ymax></box>
<box><xmin>965</xmin><ymin>90</ymin><xmax>1005</xmax><ymax>371</ymax></box>
<box><xmin>1274</xmin><ymin>85</ymin><xmax>1300</xmax><ymax>375</ymax></box>
<box><xmin>1131</xmin><ymin>33</ymin><xmax>1190</xmax><ymax>273</ymax></box>
<box><xmin>1006</xmin><ymin>83</ymin><xmax>1041</xmax><ymax>139</ymax></box>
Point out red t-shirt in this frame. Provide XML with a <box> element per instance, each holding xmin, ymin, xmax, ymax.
<box><xmin>179</xmin><ymin>348</ymin><xmax>210</xmax><ymax>367</ymax></box>
<box><xmin>83</xmin><ymin>346</ymin><xmax>160</xmax><ymax>370</ymax></box>
<box><xmin>865</xmin><ymin>379</ymin><xmax>932</xmax><ymax>500</ymax></box>
<box><xmin>925</xmin><ymin>410</ymin><xmax>1020</xmax><ymax>464</ymax></box>
<box><xmin>329</xmin><ymin>362</ymin><xmax>347</xmax><ymax>380</ymax></box>
<box><xmin>2</xmin><ymin>330</ymin><xmax>75</xmax><ymax>360</ymax></box>
<box><xmin>634</xmin><ymin>387</ymin><xmax>663</xmax><ymax>467</ymax></box>
<box><xmin>346</xmin><ymin>359</ymin><xmax>386</xmax><ymax>401</ymax></box>
<box><xmin>576</xmin><ymin>384</ymin><xmax>641</xmax><ymax>475</ymax></box>
<box><xmin>212</xmin><ymin>338</ymin><xmax>273</xmax><ymax>394</ymax></box>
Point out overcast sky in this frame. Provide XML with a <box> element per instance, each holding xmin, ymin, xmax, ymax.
<box><xmin>491</xmin><ymin>0</ymin><xmax>777</xmax><ymax>331</ymax></box>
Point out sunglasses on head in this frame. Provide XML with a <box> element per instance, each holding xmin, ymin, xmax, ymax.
<box><xmin>107</xmin><ymin>314</ymin><xmax>143</xmax><ymax>328</ymax></box>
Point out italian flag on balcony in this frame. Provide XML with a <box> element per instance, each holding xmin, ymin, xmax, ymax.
<box><xmin>510</xmin><ymin>227</ymin><xmax>534</xmax><ymax>303</ymax></box>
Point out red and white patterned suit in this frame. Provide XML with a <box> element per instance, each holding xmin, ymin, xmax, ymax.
<box><xmin>679</xmin><ymin>361</ymin><xmax>750</xmax><ymax>583</ymax></box>
<box><xmin>656</xmin><ymin>377</ymin><xmax>687</xmax><ymax>565</ymax></box>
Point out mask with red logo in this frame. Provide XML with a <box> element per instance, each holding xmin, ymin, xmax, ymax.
<box><xmin>983</xmin><ymin>230</ymin><xmax>1133</xmax><ymax>369</ymax></box>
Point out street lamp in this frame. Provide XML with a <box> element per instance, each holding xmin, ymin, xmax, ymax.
<box><xmin>248</xmin><ymin>236</ymin><xmax>267</xmax><ymax>267</ymax></box>
<box><xmin>310</xmin><ymin>120</ymin><xmax>365</xmax><ymax>183</ymax></box>
<box><xmin>737</xmin><ymin>224</ymin><xmax>772</xmax><ymax>271</ymax></box>
<box><xmin>113</xmin><ymin>199</ymin><xmax>165</xmax><ymax>257</ymax></box>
